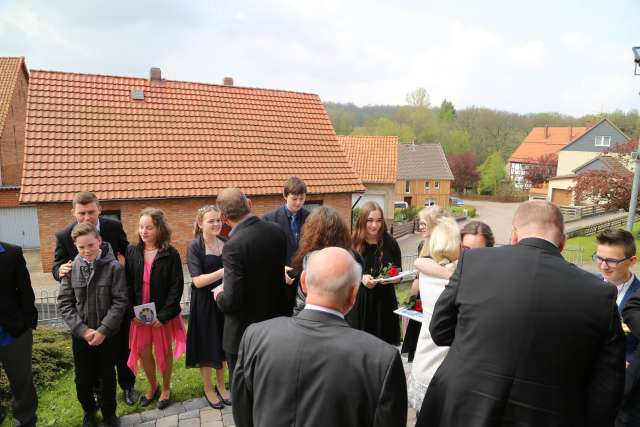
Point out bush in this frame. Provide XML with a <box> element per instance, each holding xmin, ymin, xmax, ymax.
<box><xmin>351</xmin><ymin>208</ymin><xmax>360</xmax><ymax>227</ymax></box>
<box><xmin>448</xmin><ymin>205</ymin><xmax>476</xmax><ymax>218</ymax></box>
<box><xmin>0</xmin><ymin>327</ymin><xmax>73</xmax><ymax>408</ymax></box>
<box><xmin>394</xmin><ymin>207</ymin><xmax>421</xmax><ymax>222</ymax></box>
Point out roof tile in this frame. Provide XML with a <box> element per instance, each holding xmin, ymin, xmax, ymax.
<box><xmin>21</xmin><ymin>70</ymin><xmax>364</xmax><ymax>202</ymax></box>
<box><xmin>509</xmin><ymin>126</ymin><xmax>588</xmax><ymax>163</ymax></box>
<box><xmin>396</xmin><ymin>143</ymin><xmax>453</xmax><ymax>180</ymax></box>
<box><xmin>337</xmin><ymin>136</ymin><xmax>397</xmax><ymax>184</ymax></box>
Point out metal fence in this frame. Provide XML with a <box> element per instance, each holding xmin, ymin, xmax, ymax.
<box><xmin>36</xmin><ymin>284</ymin><xmax>193</xmax><ymax>326</ymax></box>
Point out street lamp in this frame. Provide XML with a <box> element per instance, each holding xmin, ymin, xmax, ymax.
<box><xmin>628</xmin><ymin>47</ymin><xmax>640</xmax><ymax>231</ymax></box>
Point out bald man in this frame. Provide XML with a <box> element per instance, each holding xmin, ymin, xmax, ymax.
<box><xmin>231</xmin><ymin>247</ymin><xmax>407</xmax><ymax>427</ymax></box>
<box><xmin>417</xmin><ymin>200</ymin><xmax>625</xmax><ymax>427</ymax></box>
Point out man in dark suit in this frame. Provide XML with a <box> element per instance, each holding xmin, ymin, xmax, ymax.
<box><xmin>213</xmin><ymin>187</ymin><xmax>290</xmax><ymax>381</ymax></box>
<box><xmin>232</xmin><ymin>247</ymin><xmax>407</xmax><ymax>427</ymax></box>
<box><xmin>0</xmin><ymin>242</ymin><xmax>38</xmax><ymax>427</ymax></box>
<box><xmin>51</xmin><ymin>191</ymin><xmax>137</xmax><ymax>405</ymax></box>
<box><xmin>417</xmin><ymin>200</ymin><xmax>625</xmax><ymax>427</ymax></box>
<box><xmin>263</xmin><ymin>176</ymin><xmax>310</xmax><ymax>313</ymax></box>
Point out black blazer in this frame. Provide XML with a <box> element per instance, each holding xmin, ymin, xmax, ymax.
<box><xmin>215</xmin><ymin>215</ymin><xmax>289</xmax><ymax>355</ymax></box>
<box><xmin>52</xmin><ymin>216</ymin><xmax>129</xmax><ymax>281</ymax></box>
<box><xmin>125</xmin><ymin>244</ymin><xmax>183</xmax><ymax>323</ymax></box>
<box><xmin>262</xmin><ymin>205</ymin><xmax>310</xmax><ymax>265</ymax></box>
<box><xmin>232</xmin><ymin>309</ymin><xmax>407</xmax><ymax>427</ymax></box>
<box><xmin>417</xmin><ymin>238</ymin><xmax>625</xmax><ymax>427</ymax></box>
<box><xmin>0</xmin><ymin>242</ymin><xmax>37</xmax><ymax>337</ymax></box>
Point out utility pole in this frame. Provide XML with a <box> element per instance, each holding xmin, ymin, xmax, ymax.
<box><xmin>628</xmin><ymin>151</ymin><xmax>640</xmax><ymax>231</ymax></box>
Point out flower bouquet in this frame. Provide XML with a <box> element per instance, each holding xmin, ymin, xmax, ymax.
<box><xmin>403</xmin><ymin>295</ymin><xmax>422</xmax><ymax>312</ymax></box>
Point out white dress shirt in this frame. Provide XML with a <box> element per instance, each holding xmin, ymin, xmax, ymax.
<box><xmin>304</xmin><ymin>303</ymin><xmax>344</xmax><ymax>319</ymax></box>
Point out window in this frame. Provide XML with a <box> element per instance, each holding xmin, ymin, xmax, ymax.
<box><xmin>595</xmin><ymin>136</ymin><xmax>611</xmax><ymax>147</ymax></box>
<box><xmin>405</xmin><ymin>181</ymin><xmax>411</xmax><ymax>193</ymax></box>
<box><xmin>424</xmin><ymin>181</ymin><xmax>430</xmax><ymax>190</ymax></box>
<box><xmin>304</xmin><ymin>200</ymin><xmax>323</xmax><ymax>211</ymax></box>
<box><xmin>100</xmin><ymin>210</ymin><xmax>122</xmax><ymax>222</ymax></box>
<box><xmin>435</xmin><ymin>181</ymin><xmax>440</xmax><ymax>189</ymax></box>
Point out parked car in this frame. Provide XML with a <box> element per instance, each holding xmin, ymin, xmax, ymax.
<box><xmin>424</xmin><ymin>199</ymin><xmax>437</xmax><ymax>207</ymax></box>
<box><xmin>449</xmin><ymin>196</ymin><xmax>464</xmax><ymax>206</ymax></box>
<box><xmin>394</xmin><ymin>201</ymin><xmax>409</xmax><ymax>209</ymax></box>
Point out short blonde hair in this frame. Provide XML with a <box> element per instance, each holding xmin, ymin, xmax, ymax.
<box><xmin>418</xmin><ymin>206</ymin><xmax>451</xmax><ymax>257</ymax></box>
<box><xmin>428</xmin><ymin>217</ymin><xmax>461</xmax><ymax>265</ymax></box>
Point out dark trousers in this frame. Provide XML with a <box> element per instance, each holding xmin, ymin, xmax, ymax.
<box><xmin>72</xmin><ymin>335</ymin><xmax>117</xmax><ymax>417</ymax></box>
<box><xmin>0</xmin><ymin>329</ymin><xmax>37</xmax><ymax>427</ymax></box>
<box><xmin>617</xmin><ymin>360</ymin><xmax>640</xmax><ymax>426</ymax></box>
<box><xmin>226</xmin><ymin>352</ymin><xmax>238</xmax><ymax>388</ymax></box>
<box><xmin>115</xmin><ymin>319</ymin><xmax>135</xmax><ymax>391</ymax></box>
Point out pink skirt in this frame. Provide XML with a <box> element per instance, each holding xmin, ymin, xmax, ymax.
<box><xmin>127</xmin><ymin>316</ymin><xmax>187</xmax><ymax>375</ymax></box>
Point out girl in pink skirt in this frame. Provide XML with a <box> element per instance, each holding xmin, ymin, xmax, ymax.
<box><xmin>125</xmin><ymin>208</ymin><xmax>186</xmax><ymax>409</ymax></box>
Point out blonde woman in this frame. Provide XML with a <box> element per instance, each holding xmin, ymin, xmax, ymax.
<box><xmin>408</xmin><ymin>216</ymin><xmax>461</xmax><ymax>410</ymax></box>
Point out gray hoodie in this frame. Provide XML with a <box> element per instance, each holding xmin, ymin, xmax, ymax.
<box><xmin>57</xmin><ymin>242</ymin><xmax>128</xmax><ymax>339</ymax></box>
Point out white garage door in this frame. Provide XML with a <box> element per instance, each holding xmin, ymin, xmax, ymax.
<box><xmin>0</xmin><ymin>207</ymin><xmax>40</xmax><ymax>248</ymax></box>
<box><xmin>352</xmin><ymin>194</ymin><xmax>387</xmax><ymax>215</ymax></box>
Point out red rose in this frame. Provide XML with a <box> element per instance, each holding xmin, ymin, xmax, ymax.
<box><xmin>414</xmin><ymin>300</ymin><xmax>423</xmax><ymax>312</ymax></box>
<box><xmin>388</xmin><ymin>266</ymin><xmax>399</xmax><ymax>277</ymax></box>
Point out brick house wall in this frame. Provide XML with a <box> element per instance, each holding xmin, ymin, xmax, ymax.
<box><xmin>0</xmin><ymin>187</ymin><xmax>19</xmax><ymax>207</ymax></box>
<box><xmin>0</xmin><ymin>66</ymin><xmax>27</xmax><ymax>186</ymax></box>
<box><xmin>395</xmin><ymin>179</ymin><xmax>451</xmax><ymax>208</ymax></box>
<box><xmin>37</xmin><ymin>192</ymin><xmax>353</xmax><ymax>272</ymax></box>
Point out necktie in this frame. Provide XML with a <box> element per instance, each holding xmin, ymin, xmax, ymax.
<box><xmin>290</xmin><ymin>214</ymin><xmax>299</xmax><ymax>245</ymax></box>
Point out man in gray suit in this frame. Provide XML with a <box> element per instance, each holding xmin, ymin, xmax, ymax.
<box><xmin>232</xmin><ymin>247</ymin><xmax>407</xmax><ymax>427</ymax></box>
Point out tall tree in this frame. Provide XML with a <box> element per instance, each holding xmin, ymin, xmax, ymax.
<box><xmin>439</xmin><ymin>99</ymin><xmax>456</xmax><ymax>121</ymax></box>
<box><xmin>405</xmin><ymin>88</ymin><xmax>430</xmax><ymax>107</ymax></box>
<box><xmin>523</xmin><ymin>153</ymin><xmax>558</xmax><ymax>187</ymax></box>
<box><xmin>477</xmin><ymin>152</ymin><xmax>506</xmax><ymax>195</ymax></box>
<box><xmin>447</xmin><ymin>152</ymin><xmax>480</xmax><ymax>192</ymax></box>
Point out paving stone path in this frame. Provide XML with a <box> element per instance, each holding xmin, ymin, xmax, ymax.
<box><xmin>119</xmin><ymin>397</ymin><xmax>235</xmax><ymax>427</ymax></box>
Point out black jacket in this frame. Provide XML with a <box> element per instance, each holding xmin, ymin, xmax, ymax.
<box><xmin>417</xmin><ymin>238</ymin><xmax>625</xmax><ymax>427</ymax></box>
<box><xmin>125</xmin><ymin>244</ymin><xmax>183</xmax><ymax>324</ymax></box>
<box><xmin>262</xmin><ymin>205</ymin><xmax>310</xmax><ymax>265</ymax></box>
<box><xmin>52</xmin><ymin>216</ymin><xmax>129</xmax><ymax>281</ymax></box>
<box><xmin>232</xmin><ymin>309</ymin><xmax>407</xmax><ymax>427</ymax></box>
<box><xmin>215</xmin><ymin>215</ymin><xmax>289</xmax><ymax>355</ymax></box>
<box><xmin>0</xmin><ymin>242</ymin><xmax>37</xmax><ymax>337</ymax></box>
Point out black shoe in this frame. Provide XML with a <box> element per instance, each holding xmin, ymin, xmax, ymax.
<box><xmin>103</xmin><ymin>415</ymin><xmax>121</xmax><ymax>427</ymax></box>
<box><xmin>157</xmin><ymin>390</ymin><xmax>172</xmax><ymax>410</ymax></box>
<box><xmin>123</xmin><ymin>388</ymin><xmax>139</xmax><ymax>406</ymax></box>
<box><xmin>82</xmin><ymin>412</ymin><xmax>98</xmax><ymax>427</ymax></box>
<box><xmin>138</xmin><ymin>386</ymin><xmax>160</xmax><ymax>407</ymax></box>
<box><xmin>215</xmin><ymin>386</ymin><xmax>232</xmax><ymax>406</ymax></box>
<box><xmin>204</xmin><ymin>391</ymin><xmax>224</xmax><ymax>410</ymax></box>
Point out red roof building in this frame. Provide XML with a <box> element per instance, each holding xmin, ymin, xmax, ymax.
<box><xmin>21</xmin><ymin>67</ymin><xmax>364</xmax><ymax>270</ymax></box>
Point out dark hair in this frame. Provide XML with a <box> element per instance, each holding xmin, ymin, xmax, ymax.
<box><xmin>71</xmin><ymin>222</ymin><xmax>100</xmax><ymax>241</ymax></box>
<box><xmin>352</xmin><ymin>201</ymin><xmax>387</xmax><ymax>256</ymax></box>
<box><xmin>460</xmin><ymin>221</ymin><xmax>495</xmax><ymax>247</ymax></box>
<box><xmin>596</xmin><ymin>229</ymin><xmax>636</xmax><ymax>258</ymax></box>
<box><xmin>72</xmin><ymin>191</ymin><xmax>99</xmax><ymax>207</ymax></box>
<box><xmin>216</xmin><ymin>188</ymin><xmax>251</xmax><ymax>221</ymax></box>
<box><xmin>283</xmin><ymin>176</ymin><xmax>307</xmax><ymax>196</ymax></box>
<box><xmin>291</xmin><ymin>206</ymin><xmax>351</xmax><ymax>274</ymax></box>
<box><xmin>138</xmin><ymin>208</ymin><xmax>172</xmax><ymax>250</ymax></box>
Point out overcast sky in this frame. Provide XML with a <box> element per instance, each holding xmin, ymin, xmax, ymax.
<box><xmin>1</xmin><ymin>0</ymin><xmax>638</xmax><ymax>116</ymax></box>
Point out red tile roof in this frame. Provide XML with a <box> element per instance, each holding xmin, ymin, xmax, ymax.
<box><xmin>508</xmin><ymin>126</ymin><xmax>588</xmax><ymax>163</ymax></box>
<box><xmin>20</xmin><ymin>70</ymin><xmax>364</xmax><ymax>203</ymax></box>
<box><xmin>337</xmin><ymin>136</ymin><xmax>397</xmax><ymax>184</ymax></box>
<box><xmin>0</xmin><ymin>57</ymin><xmax>27</xmax><ymax>134</ymax></box>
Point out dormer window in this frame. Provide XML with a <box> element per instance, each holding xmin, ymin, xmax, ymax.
<box><xmin>595</xmin><ymin>136</ymin><xmax>611</xmax><ymax>147</ymax></box>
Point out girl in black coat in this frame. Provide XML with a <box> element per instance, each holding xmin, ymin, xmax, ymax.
<box><xmin>126</xmin><ymin>208</ymin><xmax>186</xmax><ymax>409</ymax></box>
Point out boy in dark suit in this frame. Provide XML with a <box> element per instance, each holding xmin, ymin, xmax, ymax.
<box><xmin>52</xmin><ymin>191</ymin><xmax>137</xmax><ymax>405</ymax></box>
<box><xmin>0</xmin><ymin>241</ymin><xmax>38</xmax><ymax>427</ymax></box>
<box><xmin>263</xmin><ymin>177</ymin><xmax>310</xmax><ymax>312</ymax></box>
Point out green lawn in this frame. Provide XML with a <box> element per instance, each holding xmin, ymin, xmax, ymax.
<box><xmin>563</xmin><ymin>222</ymin><xmax>640</xmax><ymax>263</ymax></box>
<box><xmin>1</xmin><ymin>330</ymin><xmax>228</xmax><ymax>427</ymax></box>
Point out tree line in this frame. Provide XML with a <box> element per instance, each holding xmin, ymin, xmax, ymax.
<box><xmin>325</xmin><ymin>88</ymin><xmax>640</xmax><ymax>195</ymax></box>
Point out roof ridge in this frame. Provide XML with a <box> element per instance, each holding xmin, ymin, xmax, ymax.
<box><xmin>30</xmin><ymin>68</ymin><xmax>321</xmax><ymax>98</ymax></box>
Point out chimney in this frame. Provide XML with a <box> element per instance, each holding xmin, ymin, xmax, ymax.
<box><xmin>149</xmin><ymin>67</ymin><xmax>161</xmax><ymax>83</ymax></box>
<box><xmin>568</xmin><ymin>126</ymin><xmax>573</xmax><ymax>139</ymax></box>
<box><xmin>544</xmin><ymin>125</ymin><xmax>549</xmax><ymax>139</ymax></box>
<box><xmin>223</xmin><ymin>77</ymin><xmax>234</xmax><ymax>86</ymax></box>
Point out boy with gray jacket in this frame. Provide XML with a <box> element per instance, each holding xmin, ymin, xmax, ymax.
<box><xmin>57</xmin><ymin>222</ymin><xmax>128</xmax><ymax>427</ymax></box>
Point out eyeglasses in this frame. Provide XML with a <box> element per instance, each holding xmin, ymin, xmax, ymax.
<box><xmin>592</xmin><ymin>253</ymin><xmax>632</xmax><ymax>267</ymax></box>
